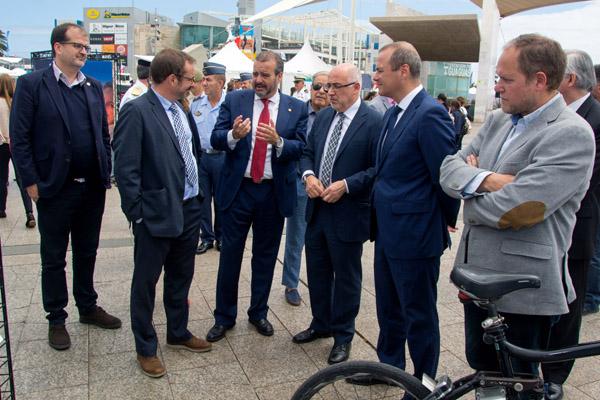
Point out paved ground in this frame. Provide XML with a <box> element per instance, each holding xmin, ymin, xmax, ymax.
<box><xmin>1</xmin><ymin>127</ymin><xmax>600</xmax><ymax>399</ymax></box>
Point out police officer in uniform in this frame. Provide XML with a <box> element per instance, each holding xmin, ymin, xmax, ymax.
<box><xmin>191</xmin><ymin>62</ymin><xmax>227</xmax><ymax>254</ymax></box>
<box><xmin>119</xmin><ymin>58</ymin><xmax>150</xmax><ymax>110</ymax></box>
<box><xmin>292</xmin><ymin>76</ymin><xmax>310</xmax><ymax>102</ymax></box>
<box><xmin>239</xmin><ymin>72</ymin><xmax>252</xmax><ymax>89</ymax></box>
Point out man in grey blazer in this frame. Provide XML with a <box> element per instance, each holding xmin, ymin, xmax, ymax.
<box><xmin>440</xmin><ymin>34</ymin><xmax>595</xmax><ymax>384</ymax></box>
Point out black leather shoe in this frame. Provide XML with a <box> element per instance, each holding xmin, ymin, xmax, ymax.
<box><xmin>215</xmin><ymin>241</ymin><xmax>222</xmax><ymax>251</ymax></box>
<box><xmin>328</xmin><ymin>342</ymin><xmax>351</xmax><ymax>364</ymax></box>
<box><xmin>249</xmin><ymin>318</ymin><xmax>274</xmax><ymax>336</ymax></box>
<box><xmin>292</xmin><ymin>328</ymin><xmax>331</xmax><ymax>344</ymax></box>
<box><xmin>206</xmin><ymin>324</ymin><xmax>231</xmax><ymax>342</ymax></box>
<box><xmin>545</xmin><ymin>383</ymin><xmax>564</xmax><ymax>400</ymax></box>
<box><xmin>196</xmin><ymin>241</ymin><xmax>214</xmax><ymax>254</ymax></box>
<box><xmin>48</xmin><ymin>324</ymin><xmax>71</xmax><ymax>350</ymax></box>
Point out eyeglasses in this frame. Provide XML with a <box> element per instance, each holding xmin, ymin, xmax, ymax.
<box><xmin>60</xmin><ymin>42</ymin><xmax>91</xmax><ymax>52</ymax></box>
<box><xmin>322</xmin><ymin>82</ymin><xmax>357</xmax><ymax>92</ymax></box>
<box><xmin>177</xmin><ymin>75</ymin><xmax>198</xmax><ymax>83</ymax></box>
<box><xmin>312</xmin><ymin>83</ymin><xmax>325</xmax><ymax>91</ymax></box>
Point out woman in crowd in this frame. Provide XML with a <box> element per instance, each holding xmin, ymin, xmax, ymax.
<box><xmin>0</xmin><ymin>74</ymin><xmax>35</xmax><ymax>227</ymax></box>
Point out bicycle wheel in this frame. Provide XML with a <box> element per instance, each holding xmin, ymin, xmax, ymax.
<box><xmin>291</xmin><ymin>360</ymin><xmax>431</xmax><ymax>400</ymax></box>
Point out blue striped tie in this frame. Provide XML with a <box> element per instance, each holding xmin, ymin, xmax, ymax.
<box><xmin>169</xmin><ymin>103</ymin><xmax>198</xmax><ymax>188</ymax></box>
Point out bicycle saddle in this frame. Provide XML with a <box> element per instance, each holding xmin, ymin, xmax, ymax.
<box><xmin>451</xmin><ymin>264</ymin><xmax>541</xmax><ymax>300</ymax></box>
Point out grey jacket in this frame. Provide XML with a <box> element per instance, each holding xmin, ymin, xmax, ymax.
<box><xmin>440</xmin><ymin>96</ymin><xmax>595</xmax><ymax>315</ymax></box>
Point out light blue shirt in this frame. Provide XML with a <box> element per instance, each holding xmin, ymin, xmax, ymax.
<box><xmin>152</xmin><ymin>88</ymin><xmax>199</xmax><ymax>200</ymax></box>
<box><xmin>462</xmin><ymin>93</ymin><xmax>562</xmax><ymax>197</ymax></box>
<box><xmin>191</xmin><ymin>94</ymin><xmax>225</xmax><ymax>151</ymax></box>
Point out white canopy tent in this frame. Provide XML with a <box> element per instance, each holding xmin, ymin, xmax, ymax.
<box><xmin>7</xmin><ymin>68</ymin><xmax>27</xmax><ymax>77</ymax></box>
<box><xmin>282</xmin><ymin>41</ymin><xmax>332</xmax><ymax>95</ymax></box>
<box><xmin>208</xmin><ymin>41</ymin><xmax>254</xmax><ymax>82</ymax></box>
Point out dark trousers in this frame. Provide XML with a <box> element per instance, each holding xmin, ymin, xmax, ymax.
<box><xmin>305</xmin><ymin>202</ymin><xmax>363</xmax><ymax>345</ymax></box>
<box><xmin>198</xmin><ymin>152</ymin><xmax>224</xmax><ymax>244</ymax></box>
<box><xmin>36</xmin><ymin>179</ymin><xmax>106</xmax><ymax>325</ymax></box>
<box><xmin>214</xmin><ymin>179</ymin><xmax>285</xmax><ymax>326</ymax></box>
<box><xmin>465</xmin><ymin>301</ymin><xmax>555</xmax><ymax>376</ymax></box>
<box><xmin>374</xmin><ymin>243</ymin><xmax>440</xmax><ymax>380</ymax></box>
<box><xmin>0</xmin><ymin>144</ymin><xmax>9</xmax><ymax>212</ymax></box>
<box><xmin>542</xmin><ymin>258</ymin><xmax>589</xmax><ymax>384</ymax></box>
<box><xmin>130</xmin><ymin>197</ymin><xmax>202</xmax><ymax>357</ymax></box>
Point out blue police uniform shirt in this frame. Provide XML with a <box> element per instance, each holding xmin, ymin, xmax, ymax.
<box><xmin>191</xmin><ymin>94</ymin><xmax>225</xmax><ymax>151</ymax></box>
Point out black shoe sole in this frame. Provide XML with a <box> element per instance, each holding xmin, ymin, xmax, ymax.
<box><xmin>79</xmin><ymin>317</ymin><xmax>122</xmax><ymax>329</ymax></box>
<box><xmin>49</xmin><ymin>340</ymin><xmax>71</xmax><ymax>351</ymax></box>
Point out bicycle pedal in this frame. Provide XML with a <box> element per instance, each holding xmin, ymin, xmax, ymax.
<box><xmin>422</xmin><ymin>374</ymin><xmax>453</xmax><ymax>399</ymax></box>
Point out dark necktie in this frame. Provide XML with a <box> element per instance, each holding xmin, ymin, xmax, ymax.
<box><xmin>380</xmin><ymin>105</ymin><xmax>402</xmax><ymax>156</ymax></box>
<box><xmin>168</xmin><ymin>103</ymin><xmax>198</xmax><ymax>188</ymax></box>
<box><xmin>250</xmin><ymin>98</ymin><xmax>270</xmax><ymax>183</ymax></box>
<box><xmin>320</xmin><ymin>112</ymin><xmax>346</xmax><ymax>187</ymax></box>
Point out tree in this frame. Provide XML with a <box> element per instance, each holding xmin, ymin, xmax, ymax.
<box><xmin>0</xmin><ymin>30</ymin><xmax>8</xmax><ymax>56</ymax></box>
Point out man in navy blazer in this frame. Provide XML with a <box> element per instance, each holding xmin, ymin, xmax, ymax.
<box><xmin>113</xmin><ymin>49</ymin><xmax>212</xmax><ymax>378</ymax></box>
<box><xmin>366</xmin><ymin>42</ymin><xmax>459</xmax><ymax>381</ymax></box>
<box><xmin>10</xmin><ymin>23</ymin><xmax>120</xmax><ymax>351</ymax></box>
<box><xmin>292</xmin><ymin>64</ymin><xmax>381</xmax><ymax>364</ymax></box>
<box><xmin>206</xmin><ymin>51</ymin><xmax>307</xmax><ymax>342</ymax></box>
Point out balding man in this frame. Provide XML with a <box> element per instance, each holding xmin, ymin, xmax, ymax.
<box><xmin>440</xmin><ymin>34</ymin><xmax>595</xmax><ymax>385</ymax></box>
<box><xmin>541</xmin><ymin>49</ymin><xmax>600</xmax><ymax>399</ymax></box>
<box><xmin>292</xmin><ymin>64</ymin><xmax>381</xmax><ymax>364</ymax></box>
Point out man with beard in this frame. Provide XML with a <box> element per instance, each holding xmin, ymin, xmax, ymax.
<box><xmin>281</xmin><ymin>70</ymin><xmax>329</xmax><ymax>306</ymax></box>
<box><xmin>113</xmin><ymin>49</ymin><xmax>211</xmax><ymax>378</ymax></box>
<box><xmin>206</xmin><ymin>50</ymin><xmax>307</xmax><ymax>342</ymax></box>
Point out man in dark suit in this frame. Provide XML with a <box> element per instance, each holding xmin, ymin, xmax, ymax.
<box><xmin>10</xmin><ymin>23</ymin><xmax>121</xmax><ymax>351</ymax></box>
<box><xmin>292</xmin><ymin>64</ymin><xmax>381</xmax><ymax>364</ymax></box>
<box><xmin>206</xmin><ymin>50</ymin><xmax>307</xmax><ymax>342</ymax></box>
<box><xmin>368</xmin><ymin>42</ymin><xmax>459</xmax><ymax>381</ymax></box>
<box><xmin>542</xmin><ymin>49</ymin><xmax>600</xmax><ymax>400</ymax></box>
<box><xmin>113</xmin><ymin>49</ymin><xmax>212</xmax><ymax>378</ymax></box>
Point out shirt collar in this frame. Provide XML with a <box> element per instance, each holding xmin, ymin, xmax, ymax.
<box><xmin>397</xmin><ymin>84</ymin><xmax>423</xmax><ymax>111</ymax></box>
<box><xmin>254</xmin><ymin>91</ymin><xmax>280</xmax><ymax>106</ymax></box>
<box><xmin>567</xmin><ymin>93</ymin><xmax>590</xmax><ymax>112</ymax></box>
<box><xmin>200</xmin><ymin>93</ymin><xmax>225</xmax><ymax>110</ymax></box>
<box><xmin>337</xmin><ymin>97</ymin><xmax>361</xmax><ymax>121</ymax></box>
<box><xmin>307</xmin><ymin>100</ymin><xmax>318</xmax><ymax>115</ymax></box>
<box><xmin>152</xmin><ymin>87</ymin><xmax>181</xmax><ymax>113</ymax></box>
<box><xmin>52</xmin><ymin>61</ymin><xmax>86</xmax><ymax>87</ymax></box>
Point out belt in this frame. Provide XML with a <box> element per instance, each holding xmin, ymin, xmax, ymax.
<box><xmin>202</xmin><ymin>149</ymin><xmax>222</xmax><ymax>155</ymax></box>
<box><xmin>243</xmin><ymin>177</ymin><xmax>273</xmax><ymax>185</ymax></box>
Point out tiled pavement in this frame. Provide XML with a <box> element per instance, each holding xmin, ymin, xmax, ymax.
<box><xmin>2</xmin><ymin>129</ymin><xmax>600</xmax><ymax>399</ymax></box>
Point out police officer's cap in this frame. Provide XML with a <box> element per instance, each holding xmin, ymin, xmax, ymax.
<box><xmin>239</xmin><ymin>72</ymin><xmax>252</xmax><ymax>82</ymax></box>
<box><xmin>203</xmin><ymin>62</ymin><xmax>226</xmax><ymax>76</ymax></box>
<box><xmin>293</xmin><ymin>76</ymin><xmax>306</xmax><ymax>82</ymax></box>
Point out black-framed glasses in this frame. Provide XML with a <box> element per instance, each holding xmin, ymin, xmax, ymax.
<box><xmin>60</xmin><ymin>42</ymin><xmax>91</xmax><ymax>52</ymax></box>
<box><xmin>323</xmin><ymin>82</ymin><xmax>356</xmax><ymax>92</ymax></box>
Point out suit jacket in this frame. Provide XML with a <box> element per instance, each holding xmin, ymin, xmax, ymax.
<box><xmin>211</xmin><ymin>89</ymin><xmax>307</xmax><ymax>217</ymax></box>
<box><xmin>440</xmin><ymin>96</ymin><xmax>595</xmax><ymax>315</ymax></box>
<box><xmin>112</xmin><ymin>89</ymin><xmax>204</xmax><ymax>238</ymax></box>
<box><xmin>569</xmin><ymin>95</ymin><xmax>600</xmax><ymax>260</ymax></box>
<box><xmin>10</xmin><ymin>66</ymin><xmax>111</xmax><ymax>197</ymax></box>
<box><xmin>372</xmin><ymin>89</ymin><xmax>460</xmax><ymax>259</ymax></box>
<box><xmin>300</xmin><ymin>102</ymin><xmax>381</xmax><ymax>242</ymax></box>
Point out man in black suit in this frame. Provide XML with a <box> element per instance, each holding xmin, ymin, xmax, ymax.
<box><xmin>206</xmin><ymin>51</ymin><xmax>307</xmax><ymax>342</ymax></box>
<box><xmin>292</xmin><ymin>64</ymin><xmax>381</xmax><ymax>364</ymax></box>
<box><xmin>10</xmin><ymin>23</ymin><xmax>121</xmax><ymax>351</ymax></box>
<box><xmin>542</xmin><ymin>49</ymin><xmax>600</xmax><ymax>400</ymax></box>
<box><xmin>113</xmin><ymin>49</ymin><xmax>211</xmax><ymax>378</ymax></box>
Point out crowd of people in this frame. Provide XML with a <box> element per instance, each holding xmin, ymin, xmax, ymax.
<box><xmin>3</xmin><ymin>23</ymin><xmax>600</xmax><ymax>400</ymax></box>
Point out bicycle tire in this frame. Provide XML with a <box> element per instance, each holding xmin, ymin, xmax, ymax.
<box><xmin>291</xmin><ymin>360</ymin><xmax>431</xmax><ymax>400</ymax></box>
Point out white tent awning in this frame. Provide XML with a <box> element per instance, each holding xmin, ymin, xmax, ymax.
<box><xmin>208</xmin><ymin>41</ymin><xmax>254</xmax><ymax>74</ymax></box>
<box><xmin>284</xmin><ymin>41</ymin><xmax>332</xmax><ymax>76</ymax></box>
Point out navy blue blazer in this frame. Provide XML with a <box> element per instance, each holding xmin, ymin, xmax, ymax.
<box><xmin>211</xmin><ymin>89</ymin><xmax>307</xmax><ymax>217</ymax></box>
<box><xmin>300</xmin><ymin>102</ymin><xmax>381</xmax><ymax>242</ymax></box>
<box><xmin>112</xmin><ymin>89</ymin><xmax>203</xmax><ymax>238</ymax></box>
<box><xmin>10</xmin><ymin>66</ymin><xmax>111</xmax><ymax>197</ymax></box>
<box><xmin>372</xmin><ymin>89</ymin><xmax>460</xmax><ymax>259</ymax></box>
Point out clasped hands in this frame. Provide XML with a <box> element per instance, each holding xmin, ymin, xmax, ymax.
<box><xmin>466</xmin><ymin>153</ymin><xmax>515</xmax><ymax>193</ymax></box>
<box><xmin>305</xmin><ymin>175</ymin><xmax>345</xmax><ymax>203</ymax></box>
<box><xmin>232</xmin><ymin>115</ymin><xmax>280</xmax><ymax>145</ymax></box>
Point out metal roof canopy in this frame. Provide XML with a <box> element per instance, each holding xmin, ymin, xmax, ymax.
<box><xmin>470</xmin><ymin>0</ymin><xmax>587</xmax><ymax>17</ymax></box>
<box><xmin>370</xmin><ymin>15</ymin><xmax>481</xmax><ymax>62</ymax></box>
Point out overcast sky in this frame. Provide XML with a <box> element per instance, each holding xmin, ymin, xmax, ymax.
<box><xmin>2</xmin><ymin>0</ymin><xmax>598</xmax><ymax>67</ymax></box>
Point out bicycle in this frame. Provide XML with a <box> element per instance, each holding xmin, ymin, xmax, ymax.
<box><xmin>291</xmin><ymin>263</ymin><xmax>600</xmax><ymax>399</ymax></box>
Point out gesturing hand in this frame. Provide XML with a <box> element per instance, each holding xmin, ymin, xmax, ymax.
<box><xmin>256</xmin><ymin>119</ymin><xmax>280</xmax><ymax>146</ymax></box>
<box><xmin>232</xmin><ymin>115</ymin><xmax>252</xmax><ymax>139</ymax></box>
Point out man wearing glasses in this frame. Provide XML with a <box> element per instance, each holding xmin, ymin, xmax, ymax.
<box><xmin>113</xmin><ymin>49</ymin><xmax>211</xmax><ymax>378</ymax></box>
<box><xmin>11</xmin><ymin>23</ymin><xmax>121</xmax><ymax>351</ymax></box>
<box><xmin>292</xmin><ymin>64</ymin><xmax>381</xmax><ymax>364</ymax></box>
<box><xmin>281</xmin><ymin>71</ymin><xmax>329</xmax><ymax>306</ymax></box>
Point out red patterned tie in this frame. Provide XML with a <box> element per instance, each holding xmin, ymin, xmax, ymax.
<box><xmin>250</xmin><ymin>98</ymin><xmax>270</xmax><ymax>183</ymax></box>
